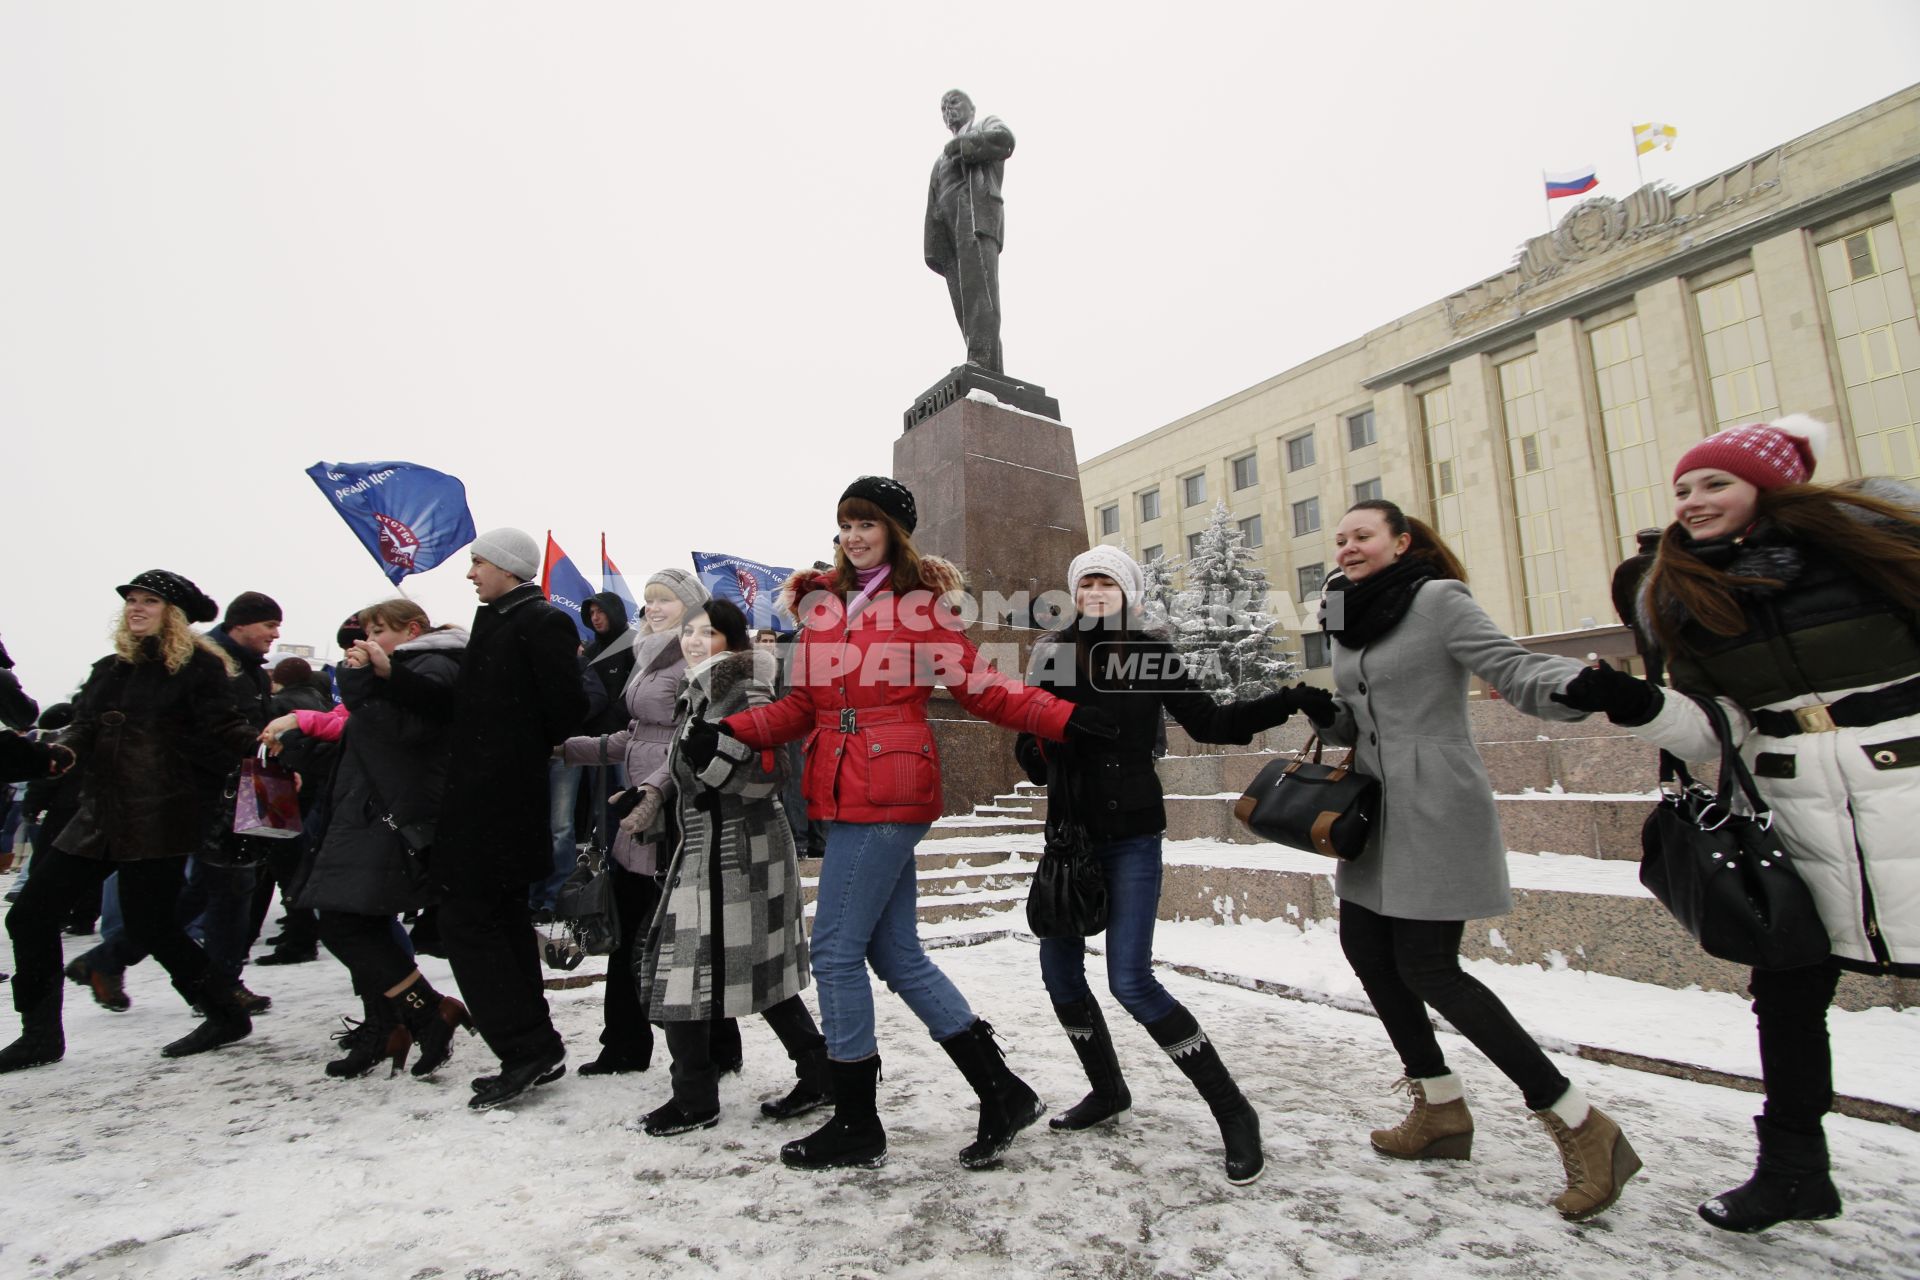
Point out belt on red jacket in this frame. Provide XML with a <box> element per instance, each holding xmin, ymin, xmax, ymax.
<box><xmin>816</xmin><ymin>705</ymin><xmax>922</xmax><ymax>733</ymax></box>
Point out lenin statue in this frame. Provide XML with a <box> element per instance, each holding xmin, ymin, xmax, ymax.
<box><xmin>924</xmin><ymin>90</ymin><xmax>1014</xmax><ymax>374</ymax></box>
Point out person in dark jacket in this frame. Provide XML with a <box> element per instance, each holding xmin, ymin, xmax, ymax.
<box><xmin>69</xmin><ymin>592</ymin><xmax>285</xmax><ymax>1015</ymax></box>
<box><xmin>1013</xmin><ymin>546</ymin><xmax>1319</xmax><ymax>1185</ymax></box>
<box><xmin>2</xmin><ymin>571</ymin><xmax>260</xmax><ymax>1071</ymax></box>
<box><xmin>250</xmin><ymin>656</ymin><xmax>334</xmax><ymax>965</ymax></box>
<box><xmin>1556</xmin><ymin>416</ymin><xmax>1920</xmax><ymax>1234</ymax></box>
<box><xmin>388</xmin><ymin>528</ymin><xmax>587</xmax><ymax>1109</ymax></box>
<box><xmin>0</xmin><ymin>637</ymin><xmax>39</xmax><ymax>732</ymax></box>
<box><xmin>581</xmin><ymin>592</ymin><xmax>636</xmax><ymax>732</ymax></box>
<box><xmin>270</xmin><ymin>598</ymin><xmax>475</xmax><ymax>1079</ymax></box>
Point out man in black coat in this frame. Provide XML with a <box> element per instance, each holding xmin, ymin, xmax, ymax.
<box><xmin>396</xmin><ymin>528</ymin><xmax>587</xmax><ymax>1109</ymax></box>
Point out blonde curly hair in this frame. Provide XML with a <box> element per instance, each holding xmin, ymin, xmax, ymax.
<box><xmin>111</xmin><ymin>601</ymin><xmax>201</xmax><ymax>674</ymax></box>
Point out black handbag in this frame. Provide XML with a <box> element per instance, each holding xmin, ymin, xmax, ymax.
<box><xmin>1026</xmin><ymin>756</ymin><xmax>1109</xmax><ymax>939</ymax></box>
<box><xmin>1639</xmin><ymin>694</ymin><xmax>1830</xmax><ymax>970</ymax></box>
<box><xmin>554</xmin><ymin>841</ymin><xmax>620</xmax><ymax>958</ymax></box>
<box><xmin>1233</xmin><ymin>732</ymin><xmax>1380</xmax><ymax>859</ymax></box>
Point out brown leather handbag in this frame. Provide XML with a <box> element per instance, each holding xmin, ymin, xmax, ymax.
<box><xmin>1232</xmin><ymin>733</ymin><xmax>1379</xmax><ymax>860</ymax></box>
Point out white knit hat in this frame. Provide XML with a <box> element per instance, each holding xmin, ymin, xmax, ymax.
<box><xmin>469</xmin><ymin>527</ymin><xmax>541</xmax><ymax>581</ymax></box>
<box><xmin>1068</xmin><ymin>545</ymin><xmax>1145</xmax><ymax>608</ymax></box>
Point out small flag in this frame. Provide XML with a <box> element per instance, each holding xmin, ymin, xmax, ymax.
<box><xmin>601</xmin><ymin>534</ymin><xmax>638</xmax><ymax>616</ymax></box>
<box><xmin>541</xmin><ymin>534</ymin><xmax>597</xmax><ymax>645</ymax></box>
<box><xmin>692</xmin><ymin>550</ymin><xmax>798</xmax><ymax>633</ymax></box>
<box><xmin>305</xmin><ymin>461</ymin><xmax>477</xmax><ymax>585</ymax></box>
<box><xmin>1545</xmin><ymin>166</ymin><xmax>1598</xmax><ymax>199</ymax></box>
<box><xmin>1633</xmin><ymin>122</ymin><xmax>1678</xmax><ymax>155</ymax></box>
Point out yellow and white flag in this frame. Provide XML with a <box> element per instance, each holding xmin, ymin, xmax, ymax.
<box><xmin>1634</xmin><ymin>122</ymin><xmax>1678</xmax><ymax>155</ymax></box>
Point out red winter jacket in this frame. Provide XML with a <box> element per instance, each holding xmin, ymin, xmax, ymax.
<box><xmin>724</xmin><ymin>569</ymin><xmax>1073</xmax><ymax>825</ymax></box>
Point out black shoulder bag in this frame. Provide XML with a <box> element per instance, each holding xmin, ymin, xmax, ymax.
<box><xmin>1638</xmin><ymin>694</ymin><xmax>1830</xmax><ymax>970</ymax></box>
<box><xmin>1233</xmin><ymin>732</ymin><xmax>1380</xmax><ymax>860</ymax></box>
<box><xmin>1026</xmin><ymin>750</ymin><xmax>1109</xmax><ymax>939</ymax></box>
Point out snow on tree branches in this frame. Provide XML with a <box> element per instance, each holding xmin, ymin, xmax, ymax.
<box><xmin>1167</xmin><ymin>503</ymin><xmax>1298</xmax><ymax>702</ymax></box>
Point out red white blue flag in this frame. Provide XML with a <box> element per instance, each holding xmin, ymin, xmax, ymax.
<box><xmin>600</xmin><ymin>534</ymin><xmax>639</xmax><ymax>616</ymax></box>
<box><xmin>1545</xmin><ymin>167</ymin><xmax>1598</xmax><ymax>199</ymax></box>
<box><xmin>541</xmin><ymin>534</ymin><xmax>597</xmax><ymax>645</ymax></box>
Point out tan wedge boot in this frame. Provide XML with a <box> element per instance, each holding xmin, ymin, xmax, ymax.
<box><xmin>1535</xmin><ymin>1087</ymin><xmax>1642</xmax><ymax>1221</ymax></box>
<box><xmin>1370</xmin><ymin>1074</ymin><xmax>1473</xmax><ymax>1160</ymax></box>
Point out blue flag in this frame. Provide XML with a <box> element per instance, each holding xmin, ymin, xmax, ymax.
<box><xmin>692</xmin><ymin>550</ymin><xmax>797</xmax><ymax>633</ymax></box>
<box><xmin>541</xmin><ymin>534</ymin><xmax>597</xmax><ymax>645</ymax></box>
<box><xmin>306</xmin><ymin>461</ymin><xmax>477</xmax><ymax>585</ymax></box>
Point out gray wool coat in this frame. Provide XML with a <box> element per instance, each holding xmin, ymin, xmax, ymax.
<box><xmin>560</xmin><ymin>628</ymin><xmax>684</xmax><ymax>874</ymax></box>
<box><xmin>1322</xmin><ymin>579</ymin><xmax>1588</xmax><ymax>921</ymax></box>
<box><xmin>639</xmin><ymin>649</ymin><xmax>809</xmax><ymax>1023</ymax></box>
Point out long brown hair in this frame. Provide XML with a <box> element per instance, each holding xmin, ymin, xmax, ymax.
<box><xmin>1345</xmin><ymin>499</ymin><xmax>1468</xmax><ymax>583</ymax></box>
<box><xmin>359</xmin><ymin>598</ymin><xmax>436</xmax><ymax>635</ymax></box>
<box><xmin>1644</xmin><ymin>480</ymin><xmax>1920</xmax><ymax>656</ymax></box>
<box><xmin>830</xmin><ymin>496</ymin><xmax>931</xmax><ymax>595</ymax></box>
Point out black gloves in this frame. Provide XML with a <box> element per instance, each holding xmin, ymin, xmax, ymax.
<box><xmin>1064</xmin><ymin>705</ymin><xmax>1120</xmax><ymax>742</ymax></box>
<box><xmin>681</xmin><ymin>718</ymin><xmax>728</xmax><ymax>771</ymax></box>
<box><xmin>1551</xmin><ymin>661</ymin><xmax>1663</xmax><ymax>726</ymax></box>
<box><xmin>1284</xmin><ymin>684</ymin><xmax>1337</xmax><ymax>728</ymax></box>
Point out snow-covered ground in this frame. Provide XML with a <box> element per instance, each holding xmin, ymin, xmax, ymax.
<box><xmin>4</xmin><ymin>925</ymin><xmax>1919</xmax><ymax>1278</ymax></box>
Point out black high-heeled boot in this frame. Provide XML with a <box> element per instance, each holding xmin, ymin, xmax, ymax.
<box><xmin>391</xmin><ymin>979</ymin><xmax>473</xmax><ymax>1078</ymax></box>
<box><xmin>1050</xmin><ymin>997</ymin><xmax>1131</xmax><ymax>1130</ymax></box>
<box><xmin>1146</xmin><ymin>1004</ymin><xmax>1263</xmax><ymax>1185</ymax></box>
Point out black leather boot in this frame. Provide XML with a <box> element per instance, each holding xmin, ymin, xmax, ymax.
<box><xmin>327</xmin><ymin>995</ymin><xmax>411</xmax><ymax>1079</ymax></box>
<box><xmin>0</xmin><ymin>993</ymin><xmax>65</xmax><ymax>1074</ymax></box>
<box><xmin>162</xmin><ymin>974</ymin><xmax>253</xmax><ymax>1058</ymax></box>
<box><xmin>938</xmin><ymin>1019</ymin><xmax>1045</xmax><ymax>1169</ymax></box>
<box><xmin>1050</xmin><ymin>998</ymin><xmax>1131</xmax><ymax>1130</ymax></box>
<box><xmin>780</xmin><ymin>1055</ymin><xmax>887</xmax><ymax>1170</ymax></box>
<box><xmin>391</xmin><ymin>980</ymin><xmax>472</xmax><ymax>1078</ymax></box>
<box><xmin>1699</xmin><ymin>1116</ymin><xmax>1842</xmax><ymax>1233</ymax></box>
<box><xmin>759</xmin><ymin>996</ymin><xmax>830</xmax><ymax>1120</ymax></box>
<box><xmin>1146</xmin><ymin>1004</ymin><xmax>1263</xmax><ymax>1185</ymax></box>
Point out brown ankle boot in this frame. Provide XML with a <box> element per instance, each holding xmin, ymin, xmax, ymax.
<box><xmin>1371</xmin><ymin>1075</ymin><xmax>1473</xmax><ymax>1160</ymax></box>
<box><xmin>1534</xmin><ymin>1090</ymin><xmax>1642</xmax><ymax>1221</ymax></box>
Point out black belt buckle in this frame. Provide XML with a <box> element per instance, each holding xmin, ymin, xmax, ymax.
<box><xmin>839</xmin><ymin>707</ymin><xmax>857</xmax><ymax>733</ymax></box>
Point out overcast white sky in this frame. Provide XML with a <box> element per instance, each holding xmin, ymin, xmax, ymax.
<box><xmin>4</xmin><ymin>1</ymin><xmax>1918</xmax><ymax>705</ymax></box>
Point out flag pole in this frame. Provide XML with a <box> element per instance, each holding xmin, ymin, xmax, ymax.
<box><xmin>1632</xmin><ymin>125</ymin><xmax>1645</xmax><ymax>189</ymax></box>
<box><xmin>1542</xmin><ymin>172</ymin><xmax>1554</xmax><ymax>234</ymax></box>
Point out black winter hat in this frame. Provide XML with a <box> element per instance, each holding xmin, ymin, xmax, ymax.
<box><xmin>222</xmin><ymin>591</ymin><xmax>283</xmax><ymax>630</ymax></box>
<box><xmin>839</xmin><ymin>475</ymin><xmax>918</xmax><ymax>534</ymax></box>
<box><xmin>117</xmin><ymin>570</ymin><xmax>220</xmax><ymax>625</ymax></box>
<box><xmin>336</xmin><ymin>614</ymin><xmax>366</xmax><ymax>651</ymax></box>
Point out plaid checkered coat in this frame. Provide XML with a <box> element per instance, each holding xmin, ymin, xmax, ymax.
<box><xmin>639</xmin><ymin>649</ymin><xmax>809</xmax><ymax>1022</ymax></box>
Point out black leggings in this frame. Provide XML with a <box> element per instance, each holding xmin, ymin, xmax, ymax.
<box><xmin>1751</xmin><ymin>959</ymin><xmax>1842</xmax><ymax>1136</ymax></box>
<box><xmin>6</xmin><ymin>848</ymin><xmax>210</xmax><ymax>1021</ymax></box>
<box><xmin>317</xmin><ymin>910</ymin><xmax>416</xmax><ymax>995</ymax></box>
<box><xmin>1339</xmin><ymin>900</ymin><xmax>1569</xmax><ymax>1111</ymax></box>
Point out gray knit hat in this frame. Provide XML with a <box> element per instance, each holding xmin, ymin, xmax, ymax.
<box><xmin>469</xmin><ymin>527</ymin><xmax>541</xmax><ymax>581</ymax></box>
<box><xmin>1068</xmin><ymin>545</ymin><xmax>1145</xmax><ymax>609</ymax></box>
<box><xmin>645</xmin><ymin>567</ymin><xmax>710</xmax><ymax>615</ymax></box>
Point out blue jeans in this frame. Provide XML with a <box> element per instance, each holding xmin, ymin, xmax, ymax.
<box><xmin>810</xmin><ymin>821</ymin><xmax>972</xmax><ymax>1061</ymax></box>
<box><xmin>533</xmin><ymin>759</ymin><xmax>585</xmax><ymax>911</ymax></box>
<box><xmin>1038</xmin><ymin>833</ymin><xmax>1178</xmax><ymax>1024</ymax></box>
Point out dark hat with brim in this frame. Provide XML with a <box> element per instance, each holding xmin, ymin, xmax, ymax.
<box><xmin>117</xmin><ymin>570</ymin><xmax>219</xmax><ymax>625</ymax></box>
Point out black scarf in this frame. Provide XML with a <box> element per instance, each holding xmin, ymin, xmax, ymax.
<box><xmin>1321</xmin><ymin>558</ymin><xmax>1441</xmax><ymax>649</ymax></box>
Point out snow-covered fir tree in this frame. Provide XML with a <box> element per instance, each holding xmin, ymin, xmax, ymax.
<box><xmin>1135</xmin><ymin>547</ymin><xmax>1180</xmax><ymax>633</ymax></box>
<box><xmin>1169</xmin><ymin>503</ymin><xmax>1298</xmax><ymax>701</ymax></box>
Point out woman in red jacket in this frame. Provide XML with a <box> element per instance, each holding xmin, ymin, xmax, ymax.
<box><xmin>688</xmin><ymin>476</ymin><xmax>1113</xmax><ymax>1172</ymax></box>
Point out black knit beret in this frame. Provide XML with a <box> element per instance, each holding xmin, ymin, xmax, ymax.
<box><xmin>117</xmin><ymin>570</ymin><xmax>219</xmax><ymax>625</ymax></box>
<box><xmin>839</xmin><ymin>475</ymin><xmax>918</xmax><ymax>534</ymax></box>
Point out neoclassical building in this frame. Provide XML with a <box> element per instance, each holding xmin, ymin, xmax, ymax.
<box><xmin>1079</xmin><ymin>83</ymin><xmax>1920</xmax><ymax>677</ymax></box>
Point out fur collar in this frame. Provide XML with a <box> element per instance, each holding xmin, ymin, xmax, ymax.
<box><xmin>682</xmin><ymin>648</ymin><xmax>775</xmax><ymax>714</ymax></box>
<box><xmin>396</xmin><ymin>626</ymin><xmax>469</xmax><ymax>654</ymax></box>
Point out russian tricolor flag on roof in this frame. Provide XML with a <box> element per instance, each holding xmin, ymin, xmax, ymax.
<box><xmin>1545</xmin><ymin>166</ymin><xmax>1598</xmax><ymax>199</ymax></box>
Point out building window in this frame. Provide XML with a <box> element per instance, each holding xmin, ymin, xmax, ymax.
<box><xmin>1694</xmin><ymin>273</ymin><xmax>1780</xmax><ymax>431</ymax></box>
<box><xmin>1291</xmin><ymin>497</ymin><xmax>1320</xmax><ymax>537</ymax></box>
<box><xmin>1346</xmin><ymin>408</ymin><xmax>1377</xmax><ymax>450</ymax></box>
<box><xmin>1186</xmin><ymin>531</ymin><xmax>1205</xmax><ymax>560</ymax></box>
<box><xmin>1238</xmin><ymin>514</ymin><xmax>1263</xmax><ymax>548</ymax></box>
<box><xmin>1819</xmin><ymin>219</ymin><xmax>1920</xmax><ymax>480</ymax></box>
<box><xmin>1231</xmin><ymin>453</ymin><xmax>1258</xmax><ymax>490</ymax></box>
<box><xmin>1497</xmin><ymin>352</ymin><xmax>1570</xmax><ymax>633</ymax></box>
<box><xmin>1285</xmin><ymin>431</ymin><xmax>1316</xmax><ymax>471</ymax></box>
<box><xmin>1301</xmin><ymin>632</ymin><xmax>1331</xmax><ymax>669</ymax></box>
<box><xmin>1296</xmin><ymin>562</ymin><xmax>1325</xmax><ymax>601</ymax></box>
<box><xmin>1142</xmin><ymin>544</ymin><xmax>1162</xmax><ymax>563</ymax></box>
<box><xmin>1182</xmin><ymin>472</ymin><xmax>1207</xmax><ymax>507</ymax></box>
<box><xmin>1589</xmin><ymin>314</ymin><xmax>1666</xmax><ymax>559</ymax></box>
<box><xmin>1419</xmin><ymin>384</ymin><xmax>1469</xmax><ymax>571</ymax></box>
<box><xmin>1139</xmin><ymin>489</ymin><xmax>1161</xmax><ymax>522</ymax></box>
<box><xmin>1352</xmin><ymin>478</ymin><xmax>1383</xmax><ymax>503</ymax></box>
<box><xmin>1097</xmin><ymin>504</ymin><xmax>1119</xmax><ymax>537</ymax></box>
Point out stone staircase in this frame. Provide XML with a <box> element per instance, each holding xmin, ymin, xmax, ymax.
<box><xmin>874</xmin><ymin>699</ymin><xmax>1913</xmax><ymax>1012</ymax></box>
